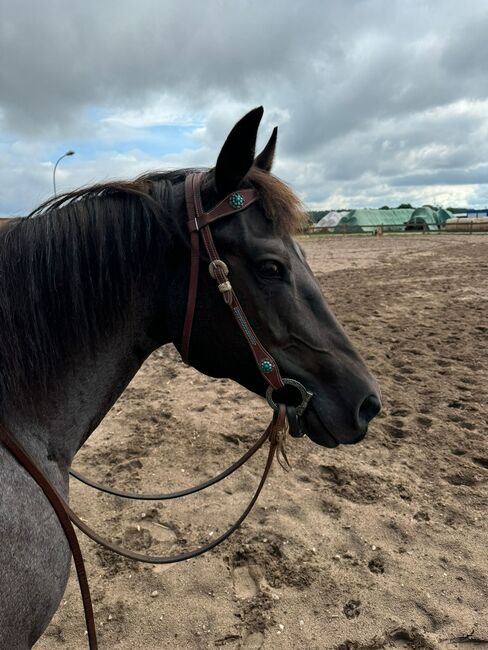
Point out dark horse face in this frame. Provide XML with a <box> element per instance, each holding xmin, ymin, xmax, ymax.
<box><xmin>173</xmin><ymin>108</ymin><xmax>381</xmax><ymax>447</ymax></box>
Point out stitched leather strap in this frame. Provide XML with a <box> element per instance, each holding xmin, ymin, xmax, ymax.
<box><xmin>204</xmin><ymin>226</ymin><xmax>284</xmax><ymax>388</ymax></box>
<box><xmin>187</xmin><ymin>188</ymin><xmax>259</xmax><ymax>232</ymax></box>
<box><xmin>181</xmin><ymin>173</ymin><xmax>204</xmax><ymax>363</ymax></box>
<box><xmin>181</xmin><ymin>173</ymin><xmax>284</xmax><ymax>390</ymax></box>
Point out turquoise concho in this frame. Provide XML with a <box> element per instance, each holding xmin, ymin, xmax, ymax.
<box><xmin>229</xmin><ymin>192</ymin><xmax>245</xmax><ymax>209</ymax></box>
<box><xmin>260</xmin><ymin>359</ymin><xmax>274</xmax><ymax>374</ymax></box>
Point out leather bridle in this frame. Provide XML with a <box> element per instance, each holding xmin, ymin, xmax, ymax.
<box><xmin>182</xmin><ymin>172</ymin><xmax>284</xmax><ymax>389</ymax></box>
<box><xmin>0</xmin><ymin>172</ymin><xmax>313</xmax><ymax>649</ymax></box>
<box><xmin>182</xmin><ymin>172</ymin><xmax>312</xmax><ymax>421</ymax></box>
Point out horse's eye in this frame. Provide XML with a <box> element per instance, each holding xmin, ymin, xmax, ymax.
<box><xmin>258</xmin><ymin>260</ymin><xmax>283</xmax><ymax>278</ymax></box>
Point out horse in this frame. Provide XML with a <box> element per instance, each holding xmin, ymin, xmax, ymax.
<box><xmin>0</xmin><ymin>107</ymin><xmax>381</xmax><ymax>648</ymax></box>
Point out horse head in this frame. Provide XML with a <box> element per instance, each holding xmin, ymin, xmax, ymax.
<box><xmin>167</xmin><ymin>107</ymin><xmax>381</xmax><ymax>447</ymax></box>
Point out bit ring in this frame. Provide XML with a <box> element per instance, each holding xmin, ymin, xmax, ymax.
<box><xmin>266</xmin><ymin>379</ymin><xmax>313</xmax><ymax>416</ymax></box>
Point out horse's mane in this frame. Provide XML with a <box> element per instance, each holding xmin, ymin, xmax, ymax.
<box><xmin>0</xmin><ymin>168</ymin><xmax>307</xmax><ymax>413</ymax></box>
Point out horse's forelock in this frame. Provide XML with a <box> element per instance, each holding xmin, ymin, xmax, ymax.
<box><xmin>246</xmin><ymin>167</ymin><xmax>309</xmax><ymax>236</ymax></box>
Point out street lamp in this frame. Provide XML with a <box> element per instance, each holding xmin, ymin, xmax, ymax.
<box><xmin>53</xmin><ymin>150</ymin><xmax>75</xmax><ymax>197</ymax></box>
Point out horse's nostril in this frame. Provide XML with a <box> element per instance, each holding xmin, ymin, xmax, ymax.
<box><xmin>358</xmin><ymin>394</ymin><xmax>381</xmax><ymax>428</ymax></box>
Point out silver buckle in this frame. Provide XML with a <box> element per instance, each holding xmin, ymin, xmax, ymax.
<box><xmin>209</xmin><ymin>259</ymin><xmax>229</xmax><ymax>279</ymax></box>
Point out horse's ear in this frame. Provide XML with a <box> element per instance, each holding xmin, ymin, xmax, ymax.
<box><xmin>255</xmin><ymin>126</ymin><xmax>278</xmax><ymax>172</ymax></box>
<box><xmin>214</xmin><ymin>107</ymin><xmax>263</xmax><ymax>196</ymax></box>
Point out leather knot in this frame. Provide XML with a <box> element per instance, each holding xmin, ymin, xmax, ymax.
<box><xmin>270</xmin><ymin>404</ymin><xmax>291</xmax><ymax>471</ymax></box>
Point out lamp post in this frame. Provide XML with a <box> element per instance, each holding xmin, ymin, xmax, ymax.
<box><xmin>53</xmin><ymin>150</ymin><xmax>75</xmax><ymax>197</ymax></box>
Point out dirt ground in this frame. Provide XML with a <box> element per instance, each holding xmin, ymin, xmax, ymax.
<box><xmin>37</xmin><ymin>234</ymin><xmax>488</xmax><ymax>650</ymax></box>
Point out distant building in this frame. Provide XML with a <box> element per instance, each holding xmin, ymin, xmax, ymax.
<box><xmin>465</xmin><ymin>209</ymin><xmax>488</xmax><ymax>218</ymax></box>
<box><xmin>405</xmin><ymin>207</ymin><xmax>452</xmax><ymax>231</ymax></box>
<box><xmin>313</xmin><ymin>211</ymin><xmax>348</xmax><ymax>229</ymax></box>
<box><xmin>333</xmin><ymin>208</ymin><xmax>414</xmax><ymax>233</ymax></box>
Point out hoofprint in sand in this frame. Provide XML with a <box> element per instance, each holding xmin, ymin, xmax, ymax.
<box><xmin>37</xmin><ymin>234</ymin><xmax>487</xmax><ymax>650</ymax></box>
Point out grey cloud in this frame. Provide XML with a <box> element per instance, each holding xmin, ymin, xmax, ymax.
<box><xmin>2</xmin><ymin>0</ymin><xmax>488</xmax><ymax>213</ymax></box>
<box><xmin>391</xmin><ymin>165</ymin><xmax>488</xmax><ymax>187</ymax></box>
<box><xmin>0</xmin><ymin>0</ymin><xmax>326</xmax><ymax>134</ymax></box>
<box><xmin>440</xmin><ymin>11</ymin><xmax>488</xmax><ymax>78</ymax></box>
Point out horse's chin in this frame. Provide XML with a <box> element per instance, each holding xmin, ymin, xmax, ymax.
<box><xmin>301</xmin><ymin>407</ymin><xmax>339</xmax><ymax>448</ymax></box>
<box><xmin>305</xmin><ymin>424</ymin><xmax>339</xmax><ymax>448</ymax></box>
<box><xmin>300</xmin><ymin>403</ymin><xmax>368</xmax><ymax>448</ymax></box>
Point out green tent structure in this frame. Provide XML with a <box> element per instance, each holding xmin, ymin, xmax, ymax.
<box><xmin>436</xmin><ymin>208</ymin><xmax>454</xmax><ymax>225</ymax></box>
<box><xmin>334</xmin><ymin>209</ymin><xmax>414</xmax><ymax>233</ymax></box>
<box><xmin>405</xmin><ymin>207</ymin><xmax>453</xmax><ymax>231</ymax></box>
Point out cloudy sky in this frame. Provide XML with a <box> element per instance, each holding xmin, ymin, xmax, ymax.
<box><xmin>1</xmin><ymin>0</ymin><xmax>488</xmax><ymax>216</ymax></box>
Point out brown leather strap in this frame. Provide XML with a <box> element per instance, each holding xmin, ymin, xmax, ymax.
<box><xmin>68</xmin><ymin>409</ymin><xmax>284</xmax><ymax>564</ymax></box>
<box><xmin>0</xmin><ymin>406</ymin><xmax>286</xmax><ymax>649</ymax></box>
<box><xmin>69</xmin><ymin>423</ymin><xmax>271</xmax><ymax>499</ymax></box>
<box><xmin>187</xmin><ymin>188</ymin><xmax>259</xmax><ymax>232</ymax></box>
<box><xmin>200</xmin><ymin>222</ymin><xmax>284</xmax><ymax>389</ymax></box>
<box><xmin>0</xmin><ymin>424</ymin><xmax>99</xmax><ymax>650</ymax></box>
<box><xmin>181</xmin><ymin>173</ymin><xmax>284</xmax><ymax>390</ymax></box>
<box><xmin>181</xmin><ymin>173</ymin><xmax>205</xmax><ymax>363</ymax></box>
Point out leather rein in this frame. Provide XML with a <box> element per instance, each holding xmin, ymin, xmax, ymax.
<box><xmin>0</xmin><ymin>173</ymin><xmax>313</xmax><ymax>649</ymax></box>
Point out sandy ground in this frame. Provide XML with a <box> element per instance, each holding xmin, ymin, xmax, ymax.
<box><xmin>37</xmin><ymin>234</ymin><xmax>488</xmax><ymax>650</ymax></box>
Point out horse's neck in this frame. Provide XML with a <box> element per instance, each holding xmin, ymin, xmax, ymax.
<box><xmin>1</xmin><ymin>193</ymin><xmax>182</xmax><ymax>473</ymax></box>
<box><xmin>2</xmin><ymin>227</ymin><xmax>175</xmax><ymax>470</ymax></box>
<box><xmin>3</xmin><ymin>327</ymin><xmax>159</xmax><ymax>471</ymax></box>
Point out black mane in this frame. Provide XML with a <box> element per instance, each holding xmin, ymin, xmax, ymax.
<box><xmin>0</xmin><ymin>172</ymin><xmax>185</xmax><ymax>413</ymax></box>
